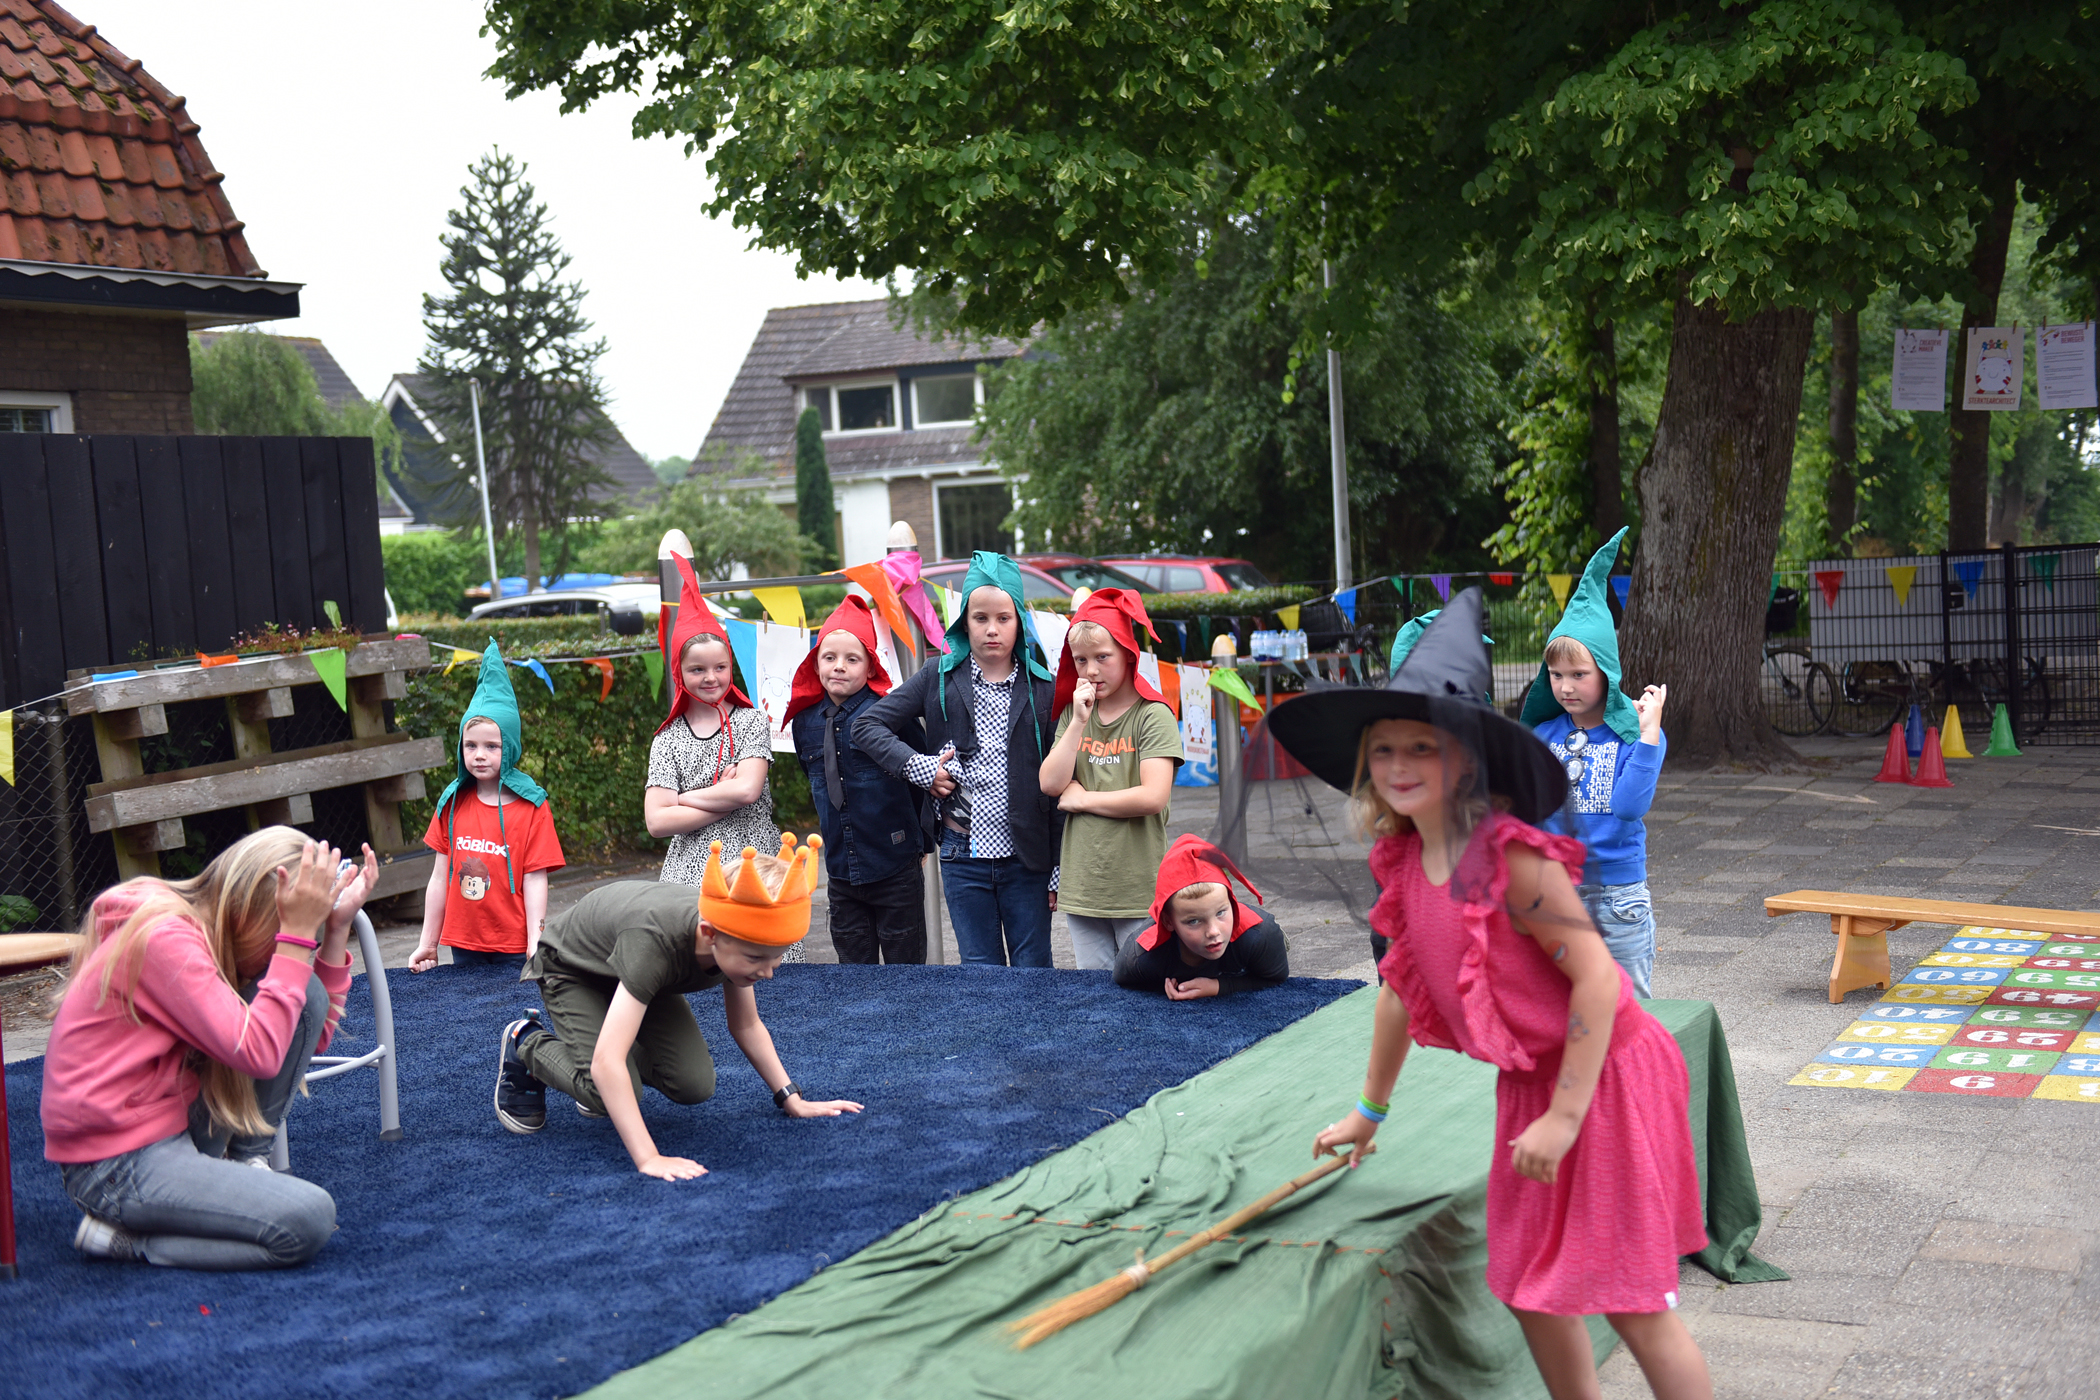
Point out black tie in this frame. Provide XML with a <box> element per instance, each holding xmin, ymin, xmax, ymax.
<box><xmin>823</xmin><ymin>702</ymin><xmax>845</xmax><ymax>811</ymax></box>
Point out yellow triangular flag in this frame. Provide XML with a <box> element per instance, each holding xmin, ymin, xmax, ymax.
<box><xmin>0</xmin><ymin>708</ymin><xmax>13</xmax><ymax>786</ymax></box>
<box><xmin>444</xmin><ymin>648</ymin><xmax>476</xmax><ymax>675</ymax></box>
<box><xmin>1277</xmin><ymin>604</ymin><xmax>1301</xmax><ymax>630</ymax></box>
<box><xmin>1547</xmin><ymin>573</ymin><xmax>1574</xmax><ymax>609</ymax></box>
<box><xmin>1941</xmin><ymin>704</ymin><xmax>1973</xmax><ymax>758</ymax></box>
<box><xmin>1885</xmin><ymin>565</ymin><xmax>1917</xmax><ymax>608</ymax></box>
<box><xmin>749</xmin><ymin>586</ymin><xmax>806</xmax><ymax>631</ymax></box>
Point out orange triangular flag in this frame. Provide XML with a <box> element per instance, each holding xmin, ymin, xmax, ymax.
<box><xmin>840</xmin><ymin>563</ymin><xmax>917</xmax><ymax>656</ymax></box>
<box><xmin>587</xmin><ymin>657</ymin><xmax>614</xmax><ymax>703</ymax></box>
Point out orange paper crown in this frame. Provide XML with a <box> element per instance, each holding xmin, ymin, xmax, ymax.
<box><xmin>699</xmin><ymin>833</ymin><xmax>824</xmax><ymax>946</ymax></box>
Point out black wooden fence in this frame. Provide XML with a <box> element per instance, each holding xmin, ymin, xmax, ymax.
<box><xmin>0</xmin><ymin>434</ymin><xmax>387</xmax><ymax>709</ymax></box>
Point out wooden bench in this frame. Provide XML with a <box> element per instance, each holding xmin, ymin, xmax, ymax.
<box><xmin>1765</xmin><ymin>891</ymin><xmax>2100</xmax><ymax>1003</ymax></box>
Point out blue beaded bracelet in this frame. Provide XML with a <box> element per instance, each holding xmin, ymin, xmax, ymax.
<box><xmin>1356</xmin><ymin>1097</ymin><xmax>1389</xmax><ymax>1123</ymax></box>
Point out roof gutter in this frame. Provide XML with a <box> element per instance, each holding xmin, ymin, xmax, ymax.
<box><xmin>0</xmin><ymin>257</ymin><xmax>301</xmax><ymax>327</ymax></box>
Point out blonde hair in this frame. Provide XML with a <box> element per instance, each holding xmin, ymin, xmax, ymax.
<box><xmin>70</xmin><ymin>826</ymin><xmax>315</xmax><ymax>1137</ymax></box>
<box><xmin>1347</xmin><ymin>723</ymin><xmax>1505</xmax><ymax>841</ymax></box>
<box><xmin>1543</xmin><ymin>635</ymin><xmax>1595</xmax><ymax>669</ymax></box>
<box><xmin>1167</xmin><ymin>881</ymin><xmax>1228</xmax><ymax>919</ymax></box>
<box><xmin>1067</xmin><ymin>619</ymin><xmax>1114</xmax><ymax>651</ymax></box>
<box><xmin>818</xmin><ymin>628</ymin><xmax>868</xmax><ymax>660</ymax></box>
<box><xmin>728</xmin><ymin>850</ymin><xmax>790</xmax><ymax>899</ymax></box>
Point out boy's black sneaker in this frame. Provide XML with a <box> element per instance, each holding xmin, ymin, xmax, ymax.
<box><xmin>495</xmin><ymin>1011</ymin><xmax>548</xmax><ymax>1134</ymax></box>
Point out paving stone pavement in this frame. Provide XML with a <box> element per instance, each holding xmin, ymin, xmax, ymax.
<box><xmin>6</xmin><ymin>739</ymin><xmax>2097</xmax><ymax>1396</ymax></box>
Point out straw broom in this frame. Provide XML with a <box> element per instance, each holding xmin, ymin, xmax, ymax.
<box><xmin>1006</xmin><ymin>1144</ymin><xmax>1376</xmax><ymax>1350</ymax></box>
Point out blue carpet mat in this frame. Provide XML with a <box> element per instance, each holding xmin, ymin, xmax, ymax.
<box><xmin>0</xmin><ymin>964</ymin><xmax>1351</xmax><ymax>1399</ymax></box>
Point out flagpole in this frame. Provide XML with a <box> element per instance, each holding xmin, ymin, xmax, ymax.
<box><xmin>469</xmin><ymin>379</ymin><xmax>502</xmax><ymax>599</ymax></box>
<box><xmin>1324</xmin><ymin>255</ymin><xmax>1351</xmax><ymax>592</ymax></box>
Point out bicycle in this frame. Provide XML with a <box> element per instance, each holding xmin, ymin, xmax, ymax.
<box><xmin>1822</xmin><ymin>654</ymin><xmax>2053</xmax><ymax>740</ymax></box>
<box><xmin>1760</xmin><ymin>588</ymin><xmax>1838</xmax><ymax>737</ymax></box>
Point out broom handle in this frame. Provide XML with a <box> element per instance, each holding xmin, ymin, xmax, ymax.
<box><xmin>1138</xmin><ymin>1144</ymin><xmax>1374</xmax><ymax>1278</ymax></box>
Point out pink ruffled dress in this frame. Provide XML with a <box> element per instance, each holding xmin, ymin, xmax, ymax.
<box><xmin>1372</xmin><ymin>813</ymin><xmax>1706</xmax><ymax>1315</ymax></box>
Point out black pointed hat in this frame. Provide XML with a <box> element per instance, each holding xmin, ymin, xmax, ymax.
<box><xmin>1265</xmin><ymin>588</ymin><xmax>1568</xmax><ymax>823</ymax></box>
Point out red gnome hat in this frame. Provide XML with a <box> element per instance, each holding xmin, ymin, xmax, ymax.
<box><xmin>782</xmin><ymin>595</ymin><xmax>893</xmax><ymax>726</ymax></box>
<box><xmin>1053</xmin><ymin>586</ymin><xmax>1167</xmax><ymax>716</ymax></box>
<box><xmin>656</xmin><ymin>553</ymin><xmax>752</xmax><ymax>736</ymax></box>
<box><xmin>1136</xmin><ymin>834</ymin><xmax>1265</xmax><ymax>951</ymax></box>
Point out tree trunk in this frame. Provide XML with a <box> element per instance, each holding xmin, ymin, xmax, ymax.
<box><xmin>1947</xmin><ymin>182</ymin><xmax>2017</xmax><ymax>551</ymax></box>
<box><xmin>1825</xmin><ymin>309</ymin><xmax>1859</xmax><ymax>553</ymax></box>
<box><xmin>1622</xmin><ymin>298</ymin><xmax>1816</xmax><ymax>769</ymax></box>
<box><xmin>1588</xmin><ymin>316</ymin><xmax>1623</xmax><ymax>541</ymax></box>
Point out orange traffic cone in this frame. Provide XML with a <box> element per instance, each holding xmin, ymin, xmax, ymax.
<box><xmin>1911</xmin><ymin>727</ymin><xmax>1953</xmax><ymax>787</ymax></box>
<box><xmin>1873</xmin><ymin>722</ymin><xmax>1912</xmax><ymax>783</ymax></box>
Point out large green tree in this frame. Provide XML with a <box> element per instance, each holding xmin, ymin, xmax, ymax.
<box><xmin>189</xmin><ymin>330</ymin><xmax>404</xmax><ymax>478</ymax></box>
<box><xmin>416</xmin><ymin>149</ymin><xmax>617</xmax><ymax>590</ymax></box>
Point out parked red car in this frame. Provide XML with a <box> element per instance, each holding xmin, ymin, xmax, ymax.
<box><xmin>1101</xmin><ymin>554</ymin><xmax>1273</xmax><ymax>593</ymax></box>
<box><xmin>920</xmin><ymin>558</ymin><xmax>1075</xmax><ymax>603</ymax></box>
<box><xmin>1015</xmin><ymin>554</ymin><xmax>1158</xmax><ymax>594</ymax></box>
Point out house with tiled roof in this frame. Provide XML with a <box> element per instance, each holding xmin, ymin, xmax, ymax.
<box><xmin>697</xmin><ymin>299</ymin><xmax>1024</xmax><ymax>563</ymax></box>
<box><xmin>0</xmin><ymin>0</ymin><xmax>298</xmax><ymax>433</ymax></box>
<box><xmin>378</xmin><ymin>373</ymin><xmax>660</xmax><ymax>530</ymax></box>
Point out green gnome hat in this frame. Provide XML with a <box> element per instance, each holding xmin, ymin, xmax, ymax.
<box><xmin>1518</xmin><ymin>529</ymin><xmax>1641</xmax><ymax>744</ymax></box>
<box><xmin>433</xmin><ymin>640</ymin><xmax>548</xmax><ymax>894</ymax></box>
<box><xmin>938</xmin><ymin>550</ymin><xmax>1052</xmax><ymax>682</ymax></box>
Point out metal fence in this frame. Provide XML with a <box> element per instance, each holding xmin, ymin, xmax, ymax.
<box><xmin>1772</xmin><ymin>543</ymin><xmax>2100</xmax><ymax>745</ymax></box>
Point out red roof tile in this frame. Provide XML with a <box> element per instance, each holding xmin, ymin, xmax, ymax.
<box><xmin>0</xmin><ymin>1</ymin><xmax>263</xmax><ymax>277</ymax></box>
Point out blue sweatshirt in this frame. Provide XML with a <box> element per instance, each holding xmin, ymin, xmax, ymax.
<box><xmin>1532</xmin><ymin>712</ymin><xmax>1665</xmax><ymax>887</ymax></box>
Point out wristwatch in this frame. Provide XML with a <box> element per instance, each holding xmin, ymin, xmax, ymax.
<box><xmin>773</xmin><ymin>1081</ymin><xmax>804</xmax><ymax>1111</ymax></box>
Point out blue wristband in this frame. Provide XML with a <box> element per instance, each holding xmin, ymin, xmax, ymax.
<box><xmin>1356</xmin><ymin>1096</ymin><xmax>1389</xmax><ymax>1123</ymax></box>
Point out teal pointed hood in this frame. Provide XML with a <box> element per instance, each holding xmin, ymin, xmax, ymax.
<box><xmin>1518</xmin><ymin>528</ymin><xmax>1640</xmax><ymax>744</ymax></box>
<box><xmin>435</xmin><ymin>641</ymin><xmax>548</xmax><ymax>893</ymax></box>
<box><xmin>938</xmin><ymin>551</ymin><xmax>1051</xmax><ymax>681</ymax></box>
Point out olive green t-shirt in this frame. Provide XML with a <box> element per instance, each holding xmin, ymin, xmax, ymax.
<box><xmin>527</xmin><ymin>880</ymin><xmax>725</xmax><ymax>1005</ymax></box>
<box><xmin>1054</xmin><ymin>698</ymin><xmax>1184</xmax><ymax>918</ymax></box>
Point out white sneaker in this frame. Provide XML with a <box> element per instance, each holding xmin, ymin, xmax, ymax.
<box><xmin>73</xmin><ymin>1213</ymin><xmax>138</xmax><ymax>1261</ymax></box>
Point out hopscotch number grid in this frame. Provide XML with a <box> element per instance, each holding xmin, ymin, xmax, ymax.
<box><xmin>1790</xmin><ymin>928</ymin><xmax>2100</xmax><ymax>1103</ymax></box>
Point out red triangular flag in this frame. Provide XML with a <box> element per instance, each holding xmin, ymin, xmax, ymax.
<box><xmin>1814</xmin><ymin>570</ymin><xmax>1844</xmax><ymax>608</ymax></box>
<box><xmin>1489</xmin><ymin>572</ymin><xmax>1514</xmax><ymax>586</ymax></box>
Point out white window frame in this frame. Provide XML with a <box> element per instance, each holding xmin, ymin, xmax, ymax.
<box><xmin>0</xmin><ymin>389</ymin><xmax>73</xmax><ymax>433</ymax></box>
<box><xmin>910</xmin><ymin>372</ymin><xmax>982</xmax><ymax>428</ymax></box>
<box><xmin>811</xmin><ymin>377</ymin><xmax>902</xmax><ymax>437</ymax></box>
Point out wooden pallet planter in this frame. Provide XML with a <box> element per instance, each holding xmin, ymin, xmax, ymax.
<box><xmin>64</xmin><ymin>638</ymin><xmax>443</xmax><ymax>894</ymax></box>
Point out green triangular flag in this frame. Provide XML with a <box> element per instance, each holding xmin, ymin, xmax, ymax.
<box><xmin>2031</xmin><ymin>553</ymin><xmax>2059</xmax><ymax>591</ymax></box>
<box><xmin>643</xmin><ymin>650</ymin><xmax>664</xmax><ymax>701</ymax></box>
<box><xmin>1206</xmin><ymin>664</ymin><xmax>1262</xmax><ymax>712</ymax></box>
<box><xmin>309</xmin><ymin>647</ymin><xmax>347</xmax><ymax>711</ymax></box>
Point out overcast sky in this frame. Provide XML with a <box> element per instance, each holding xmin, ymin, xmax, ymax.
<box><xmin>91</xmin><ymin>1</ymin><xmax>883</xmax><ymax>461</ymax></box>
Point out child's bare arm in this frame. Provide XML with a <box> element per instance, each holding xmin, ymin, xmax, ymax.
<box><xmin>592</xmin><ymin>986</ymin><xmax>705</xmax><ymax>1180</ymax></box>
<box><xmin>1058</xmin><ymin>757</ymin><xmax>1175</xmax><ymax>817</ymax></box>
<box><xmin>722</xmin><ymin>983</ymin><xmax>864</xmax><ymax>1119</ymax></box>
<box><xmin>1313</xmin><ymin>982</ymin><xmax>1411</xmax><ymax>1166</ymax></box>
<box><xmin>1504</xmin><ymin>844</ymin><xmax>1620</xmax><ymax>1183</ymax></box>
<box><xmin>1038</xmin><ymin>713</ymin><xmax>1084</xmax><ymax>795</ymax></box>
<box><xmin>522</xmin><ymin>871</ymin><xmax>549</xmax><ymax>959</ymax></box>
<box><xmin>411</xmin><ymin>854</ymin><xmax>448</xmax><ymax>972</ymax></box>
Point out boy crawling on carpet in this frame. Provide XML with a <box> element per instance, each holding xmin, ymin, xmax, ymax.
<box><xmin>1112</xmin><ymin>834</ymin><xmax>1289</xmax><ymax>998</ymax></box>
<box><xmin>494</xmin><ymin>836</ymin><xmax>862</xmax><ymax>1180</ymax></box>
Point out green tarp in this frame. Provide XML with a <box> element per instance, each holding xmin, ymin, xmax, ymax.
<box><xmin>592</xmin><ymin>994</ymin><xmax>1778</xmax><ymax>1400</ymax></box>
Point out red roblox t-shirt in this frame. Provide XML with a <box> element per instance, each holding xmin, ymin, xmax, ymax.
<box><xmin>422</xmin><ymin>792</ymin><xmax>565</xmax><ymax>953</ymax></box>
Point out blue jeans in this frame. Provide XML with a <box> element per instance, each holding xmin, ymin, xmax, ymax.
<box><xmin>1579</xmin><ymin>880</ymin><xmax>1654</xmax><ymax>998</ymax></box>
<box><xmin>939</xmin><ymin>827</ymin><xmax>1052</xmax><ymax>967</ymax></box>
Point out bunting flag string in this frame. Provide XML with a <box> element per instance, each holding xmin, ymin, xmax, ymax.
<box><xmin>721</xmin><ymin>617</ymin><xmax>762</xmax><ymax>702</ymax></box>
<box><xmin>839</xmin><ymin>563</ymin><xmax>919</xmax><ymax>656</ymax></box>
<box><xmin>1610</xmin><ymin>576</ymin><xmax>1630</xmax><ymax>608</ymax></box>
<box><xmin>1489</xmin><ymin>572</ymin><xmax>1514</xmax><ymax>586</ymax></box>
<box><xmin>1952</xmin><ymin>559</ymin><xmax>1985</xmax><ymax>600</ymax></box>
<box><xmin>643</xmin><ymin>650</ymin><xmax>663</xmax><ymax>701</ymax></box>
<box><xmin>0</xmin><ymin>708</ymin><xmax>12</xmax><ymax>786</ymax></box>
<box><xmin>586</xmin><ymin>657</ymin><xmax>615</xmax><ymax>703</ymax></box>
<box><xmin>1546</xmin><ymin>574</ymin><xmax>1573</xmax><ymax>608</ymax></box>
<box><xmin>2030</xmin><ymin>553</ymin><xmax>2060</xmax><ymax>590</ymax></box>
<box><xmin>1158</xmin><ymin>663</ymin><xmax>1182</xmax><ymax>718</ymax></box>
<box><xmin>748</xmin><ymin>586</ymin><xmax>806</xmax><ymax>631</ymax></box>
<box><xmin>309</xmin><ymin>647</ymin><xmax>349</xmax><ymax>711</ymax></box>
<box><xmin>1813</xmin><ymin>570</ymin><xmax>1845</xmax><ymax>608</ymax></box>
<box><xmin>1276</xmin><ymin>604</ymin><xmax>1301</xmax><ymax>630</ymax></box>
<box><xmin>506</xmin><ymin>658</ymin><xmax>555</xmax><ymax>695</ymax></box>
<box><xmin>1429</xmin><ymin>574</ymin><xmax>1452</xmax><ymax>602</ymax></box>
<box><xmin>1884</xmin><ymin>565</ymin><xmax>1917</xmax><ymax>607</ymax></box>
<box><xmin>1205</xmin><ymin>665</ymin><xmax>1261</xmax><ymax>713</ymax></box>
<box><xmin>443</xmin><ymin>648</ymin><xmax>477</xmax><ymax>675</ymax></box>
<box><xmin>1334</xmin><ymin>588</ymin><xmax>1357</xmax><ymax>625</ymax></box>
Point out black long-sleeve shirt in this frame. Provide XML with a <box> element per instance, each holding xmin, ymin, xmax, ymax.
<box><xmin>1112</xmin><ymin>909</ymin><xmax>1290</xmax><ymax>996</ymax></box>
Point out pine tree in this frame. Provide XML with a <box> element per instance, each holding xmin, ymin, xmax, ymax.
<box><xmin>794</xmin><ymin>407</ymin><xmax>837</xmax><ymax>569</ymax></box>
<box><xmin>416</xmin><ymin>149</ymin><xmax>616</xmax><ymax>590</ymax></box>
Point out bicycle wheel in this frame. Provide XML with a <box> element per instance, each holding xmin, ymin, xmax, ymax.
<box><xmin>1830</xmin><ymin>660</ymin><xmax>1908</xmax><ymax>738</ymax></box>
<box><xmin>1762</xmin><ymin>647</ymin><xmax>1831</xmax><ymax>737</ymax></box>
<box><xmin>2020</xmin><ymin>658</ymin><xmax>2052</xmax><ymax>740</ymax></box>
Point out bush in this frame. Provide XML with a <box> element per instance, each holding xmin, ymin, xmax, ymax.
<box><xmin>400</xmin><ymin>612</ymin><xmax>624</xmax><ymax>653</ymax></box>
<box><xmin>382</xmin><ymin>536</ymin><xmax>485</xmax><ymax>618</ymax></box>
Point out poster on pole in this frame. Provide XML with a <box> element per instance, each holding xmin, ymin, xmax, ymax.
<box><xmin>1174</xmin><ymin>664</ymin><xmax>1217</xmax><ymax>786</ymax></box>
<box><xmin>1890</xmin><ymin>328</ymin><xmax>1949</xmax><ymax>412</ymax></box>
<box><xmin>1962</xmin><ymin>326</ymin><xmax>2024</xmax><ymax>411</ymax></box>
<box><xmin>2036</xmin><ymin>321</ymin><xmax>2099</xmax><ymax>410</ymax></box>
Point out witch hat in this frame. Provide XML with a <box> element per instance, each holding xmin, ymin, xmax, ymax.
<box><xmin>1873</xmin><ymin>723</ymin><xmax>1912</xmax><ymax>783</ymax></box>
<box><xmin>1911</xmin><ymin>728</ymin><xmax>1954</xmax><ymax>787</ymax></box>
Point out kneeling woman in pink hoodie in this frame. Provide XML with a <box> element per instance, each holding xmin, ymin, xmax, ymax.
<box><xmin>41</xmin><ymin>827</ymin><xmax>376</xmax><ymax>1270</ymax></box>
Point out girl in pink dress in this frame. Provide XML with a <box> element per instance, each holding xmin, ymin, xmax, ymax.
<box><xmin>1269</xmin><ymin>589</ymin><xmax>1711</xmax><ymax>1400</ymax></box>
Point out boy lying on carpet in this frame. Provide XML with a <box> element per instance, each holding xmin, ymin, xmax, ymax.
<box><xmin>1112</xmin><ymin>834</ymin><xmax>1289</xmax><ymax>999</ymax></box>
<box><xmin>494</xmin><ymin>837</ymin><xmax>862</xmax><ymax>1180</ymax></box>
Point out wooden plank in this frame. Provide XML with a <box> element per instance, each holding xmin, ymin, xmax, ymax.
<box><xmin>236</xmin><ymin>687</ymin><xmax>296</xmax><ymax>722</ymax></box>
<box><xmin>91</xmin><ymin>436</ymin><xmax>154</xmax><ymax>665</ymax></box>
<box><xmin>135</xmin><ymin>436</ymin><xmax>196</xmax><ymax>656</ymax></box>
<box><xmin>0</xmin><ymin>434</ymin><xmax>62</xmax><ymax>707</ymax></box>
<box><xmin>121</xmin><ymin>818</ymin><xmax>186</xmax><ymax>853</ymax></box>
<box><xmin>178</xmin><ymin>437</ymin><xmax>239</xmax><ymax>652</ymax></box>
<box><xmin>372</xmin><ymin>848</ymin><xmax>435</xmax><ymax>900</ymax></box>
<box><xmin>252</xmin><ymin>794</ymin><xmax>314</xmax><ymax>826</ymax></box>
<box><xmin>351</xmin><ymin>671</ymin><xmax>406</xmax><ymax>704</ymax></box>
<box><xmin>301</xmin><ymin>437</ymin><xmax>351</xmax><ymax>627</ymax></box>
<box><xmin>337</xmin><ymin>435</ymin><xmax>388</xmax><ymax>634</ymax></box>
<box><xmin>260</xmin><ymin>437</ymin><xmax>315</xmax><ymax>630</ymax></box>
<box><xmin>45</xmin><ymin>434</ymin><xmax>110</xmax><ymax>676</ymax></box>
<box><xmin>64</xmin><ymin>639</ymin><xmax>429</xmax><ymax>714</ymax></box>
<box><xmin>101</xmin><ymin>704</ymin><xmax>168</xmax><ymax>741</ymax></box>
<box><xmin>1766</xmin><ymin>890</ymin><xmax>2100</xmax><ymax>938</ymax></box>
<box><xmin>89</xmin><ymin>731</ymin><xmax>413</xmax><ymax>796</ymax></box>
<box><xmin>85</xmin><ymin>734</ymin><xmax>446</xmax><ymax>830</ymax></box>
<box><xmin>220</xmin><ymin>436</ymin><xmax>276</xmax><ymax>632</ymax></box>
<box><xmin>365</xmin><ymin>771</ymin><xmax>426</xmax><ymax>803</ymax></box>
